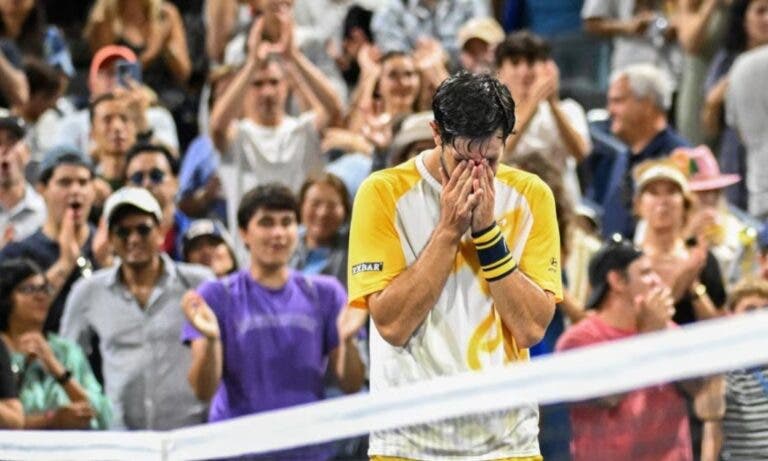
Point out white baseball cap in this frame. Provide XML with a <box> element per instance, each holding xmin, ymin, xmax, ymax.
<box><xmin>103</xmin><ymin>187</ymin><xmax>163</xmax><ymax>227</ymax></box>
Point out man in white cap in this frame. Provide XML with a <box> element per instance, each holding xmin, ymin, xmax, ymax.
<box><xmin>457</xmin><ymin>16</ymin><xmax>505</xmax><ymax>74</ymax></box>
<box><xmin>60</xmin><ymin>187</ymin><xmax>213</xmax><ymax>430</ymax></box>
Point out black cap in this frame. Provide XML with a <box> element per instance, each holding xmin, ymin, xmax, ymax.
<box><xmin>585</xmin><ymin>234</ymin><xmax>644</xmax><ymax>309</ymax></box>
<box><xmin>0</xmin><ymin>116</ymin><xmax>26</xmax><ymax>139</ymax></box>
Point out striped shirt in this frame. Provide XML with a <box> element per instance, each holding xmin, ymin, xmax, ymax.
<box><xmin>721</xmin><ymin>366</ymin><xmax>768</xmax><ymax>460</ymax></box>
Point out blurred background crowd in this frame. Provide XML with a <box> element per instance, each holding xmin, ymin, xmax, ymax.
<box><xmin>0</xmin><ymin>0</ymin><xmax>767</xmax><ymax>460</ymax></box>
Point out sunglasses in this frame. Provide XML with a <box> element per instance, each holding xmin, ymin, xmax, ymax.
<box><xmin>128</xmin><ymin>168</ymin><xmax>166</xmax><ymax>186</ymax></box>
<box><xmin>15</xmin><ymin>282</ymin><xmax>54</xmax><ymax>296</ymax></box>
<box><xmin>113</xmin><ymin>223</ymin><xmax>155</xmax><ymax>240</ymax></box>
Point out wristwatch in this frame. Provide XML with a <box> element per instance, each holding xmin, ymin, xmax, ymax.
<box><xmin>55</xmin><ymin>369</ymin><xmax>72</xmax><ymax>385</ymax></box>
<box><xmin>691</xmin><ymin>282</ymin><xmax>708</xmax><ymax>300</ymax></box>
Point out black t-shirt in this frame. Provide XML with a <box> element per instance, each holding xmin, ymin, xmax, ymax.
<box><xmin>0</xmin><ymin>342</ymin><xmax>17</xmax><ymax>399</ymax></box>
<box><xmin>673</xmin><ymin>249</ymin><xmax>727</xmax><ymax>326</ymax></box>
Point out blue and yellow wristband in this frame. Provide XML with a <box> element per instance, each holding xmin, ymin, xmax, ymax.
<box><xmin>471</xmin><ymin>223</ymin><xmax>517</xmax><ymax>282</ymax></box>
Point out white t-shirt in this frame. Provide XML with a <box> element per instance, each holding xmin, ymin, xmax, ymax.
<box><xmin>505</xmin><ymin>99</ymin><xmax>591</xmax><ymax>203</ymax></box>
<box><xmin>221</xmin><ymin>114</ymin><xmax>322</xmax><ymax>259</ymax></box>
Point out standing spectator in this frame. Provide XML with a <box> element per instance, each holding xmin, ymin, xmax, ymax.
<box><xmin>60</xmin><ymin>187</ymin><xmax>211</xmax><ymax>430</ymax></box>
<box><xmin>54</xmin><ymin>45</ymin><xmax>179</xmax><ymax>156</ymax></box>
<box><xmin>633</xmin><ymin>159</ymin><xmax>725</xmax><ymax>325</ymax></box>
<box><xmin>456</xmin><ymin>16</ymin><xmax>504</xmax><ymax>75</ymax></box>
<box><xmin>703</xmin><ymin>0</ymin><xmax>768</xmax><ymax>211</ymax></box>
<box><xmin>582</xmin><ymin>0</ymin><xmax>682</xmax><ymax>88</ymax></box>
<box><xmin>88</xmin><ymin>92</ymin><xmax>138</xmax><ymax>191</ymax></box>
<box><xmin>601</xmin><ymin>63</ymin><xmax>690</xmax><ymax>238</ymax></box>
<box><xmin>0</xmin><ymin>258</ymin><xmax>111</xmax><ymax>429</ymax></box>
<box><xmin>0</xmin><ymin>339</ymin><xmax>22</xmax><ymax>428</ymax></box>
<box><xmin>181</xmin><ymin>219</ymin><xmax>237</xmax><ymax>278</ymax></box>
<box><xmin>725</xmin><ymin>19</ymin><xmax>768</xmax><ymax>219</ymax></box>
<box><xmin>84</xmin><ymin>0</ymin><xmax>193</xmax><ymax>146</ymax></box>
<box><xmin>210</xmin><ymin>17</ymin><xmax>342</xmax><ymax>239</ymax></box>
<box><xmin>348</xmin><ymin>72</ymin><xmax>561</xmax><ymax>459</ymax></box>
<box><xmin>181</xmin><ymin>183</ymin><xmax>364</xmax><ymax>460</ymax></box>
<box><xmin>496</xmin><ymin>31</ymin><xmax>591</xmax><ymax>203</ymax></box>
<box><xmin>0</xmin><ymin>145</ymin><xmax>110</xmax><ymax>334</ymax></box>
<box><xmin>675</xmin><ymin>0</ymin><xmax>730</xmax><ymax>145</ymax></box>
<box><xmin>0</xmin><ymin>115</ymin><xmax>45</xmax><ymax>248</ymax></box>
<box><xmin>124</xmin><ymin>142</ymin><xmax>188</xmax><ymax>261</ymax></box>
<box><xmin>290</xmin><ymin>173</ymin><xmax>351</xmax><ymax>286</ymax></box>
<box><xmin>371</xmin><ymin>0</ymin><xmax>489</xmax><ymax>69</ymax></box>
<box><xmin>556</xmin><ymin>236</ymin><xmax>694</xmax><ymax>461</ymax></box>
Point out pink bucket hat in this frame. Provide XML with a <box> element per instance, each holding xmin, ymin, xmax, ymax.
<box><xmin>674</xmin><ymin>146</ymin><xmax>741</xmax><ymax>192</ymax></box>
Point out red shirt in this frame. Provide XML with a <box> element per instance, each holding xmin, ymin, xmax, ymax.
<box><xmin>555</xmin><ymin>315</ymin><xmax>693</xmax><ymax>461</ymax></box>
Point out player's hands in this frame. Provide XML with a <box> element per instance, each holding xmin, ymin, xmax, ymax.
<box><xmin>438</xmin><ymin>160</ymin><xmax>480</xmax><ymax>242</ymax></box>
<box><xmin>470</xmin><ymin>160</ymin><xmax>496</xmax><ymax>233</ymax></box>
<box><xmin>181</xmin><ymin>291</ymin><xmax>220</xmax><ymax>340</ymax></box>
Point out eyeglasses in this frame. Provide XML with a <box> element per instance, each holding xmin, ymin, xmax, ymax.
<box><xmin>15</xmin><ymin>282</ymin><xmax>54</xmax><ymax>296</ymax></box>
<box><xmin>113</xmin><ymin>223</ymin><xmax>155</xmax><ymax>240</ymax></box>
<box><xmin>128</xmin><ymin>168</ymin><xmax>166</xmax><ymax>186</ymax></box>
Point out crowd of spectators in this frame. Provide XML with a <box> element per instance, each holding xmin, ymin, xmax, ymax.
<box><xmin>0</xmin><ymin>0</ymin><xmax>767</xmax><ymax>460</ymax></box>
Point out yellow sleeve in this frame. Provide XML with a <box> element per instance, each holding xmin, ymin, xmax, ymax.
<box><xmin>347</xmin><ymin>175</ymin><xmax>407</xmax><ymax>308</ymax></box>
<box><xmin>518</xmin><ymin>179</ymin><xmax>564</xmax><ymax>302</ymax></box>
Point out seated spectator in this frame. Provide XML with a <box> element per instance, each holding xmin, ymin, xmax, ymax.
<box><xmin>0</xmin><ymin>115</ymin><xmax>45</xmax><ymax>248</ymax></box>
<box><xmin>61</xmin><ymin>187</ymin><xmax>212</xmax><ymax>430</ymax></box>
<box><xmin>89</xmin><ymin>92</ymin><xmax>138</xmax><ymax>191</ymax></box>
<box><xmin>496</xmin><ymin>31</ymin><xmax>591</xmax><ymax>203</ymax></box>
<box><xmin>181</xmin><ymin>219</ymin><xmax>237</xmax><ymax>278</ymax></box>
<box><xmin>54</xmin><ymin>45</ymin><xmax>179</xmax><ymax>155</ymax></box>
<box><xmin>181</xmin><ymin>184</ymin><xmax>364</xmax><ymax>459</ymax></box>
<box><xmin>702</xmin><ymin>0</ymin><xmax>768</xmax><ymax>211</ymax></box>
<box><xmin>18</xmin><ymin>58</ymin><xmax>63</xmax><ymax>167</ymax></box>
<box><xmin>703</xmin><ymin>277</ymin><xmax>768</xmax><ymax>461</ymax></box>
<box><xmin>0</xmin><ymin>338</ymin><xmax>22</xmax><ymax>428</ymax></box>
<box><xmin>0</xmin><ymin>145</ymin><xmax>111</xmax><ymax>333</ymax></box>
<box><xmin>124</xmin><ymin>142</ymin><xmax>188</xmax><ymax>260</ymax></box>
<box><xmin>0</xmin><ymin>258</ymin><xmax>110</xmax><ymax>429</ymax></box>
<box><xmin>633</xmin><ymin>159</ymin><xmax>725</xmax><ymax>325</ymax></box>
<box><xmin>371</xmin><ymin>0</ymin><xmax>489</xmax><ymax>69</ymax></box>
<box><xmin>674</xmin><ymin>146</ymin><xmax>756</xmax><ymax>283</ymax></box>
<box><xmin>456</xmin><ymin>16</ymin><xmax>504</xmax><ymax>75</ymax></box>
<box><xmin>601</xmin><ymin>63</ymin><xmax>690</xmax><ymax>238</ymax></box>
<box><xmin>290</xmin><ymin>173</ymin><xmax>350</xmax><ymax>286</ymax></box>
<box><xmin>556</xmin><ymin>235</ymin><xmax>694</xmax><ymax>461</ymax></box>
<box><xmin>210</xmin><ymin>16</ymin><xmax>342</xmax><ymax>237</ymax></box>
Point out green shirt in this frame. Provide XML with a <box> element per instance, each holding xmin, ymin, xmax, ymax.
<box><xmin>11</xmin><ymin>333</ymin><xmax>111</xmax><ymax>429</ymax></box>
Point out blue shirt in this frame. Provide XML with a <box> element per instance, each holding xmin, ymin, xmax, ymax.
<box><xmin>177</xmin><ymin>135</ymin><xmax>227</xmax><ymax>223</ymax></box>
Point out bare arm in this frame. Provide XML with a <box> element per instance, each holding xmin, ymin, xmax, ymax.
<box><xmin>0</xmin><ymin>50</ymin><xmax>28</xmax><ymax>107</ymax></box>
<box><xmin>368</xmin><ymin>161</ymin><xmax>478</xmax><ymax>347</ymax></box>
<box><xmin>677</xmin><ymin>0</ymin><xmax>720</xmax><ymax>54</ymax></box>
<box><xmin>490</xmin><ymin>273</ymin><xmax>557</xmax><ymax>348</ymax></box>
<box><xmin>328</xmin><ymin>337</ymin><xmax>364</xmax><ymax>393</ymax></box>
<box><xmin>702</xmin><ymin>76</ymin><xmax>729</xmax><ymax>138</ymax></box>
<box><xmin>161</xmin><ymin>3</ymin><xmax>192</xmax><ymax>83</ymax></box>
<box><xmin>549</xmin><ymin>98</ymin><xmax>590</xmax><ymax>162</ymax></box>
<box><xmin>583</xmin><ymin>13</ymin><xmax>655</xmax><ymax>38</ymax></box>
<box><xmin>287</xmin><ymin>47</ymin><xmax>343</xmax><ymax>131</ymax></box>
<box><xmin>84</xmin><ymin>1</ymin><xmax>116</xmax><ymax>51</ymax></box>
<box><xmin>0</xmin><ymin>399</ymin><xmax>23</xmax><ymax>429</ymax></box>
<box><xmin>205</xmin><ymin>0</ymin><xmax>238</xmax><ymax>63</ymax></box>
<box><xmin>188</xmin><ymin>338</ymin><xmax>223</xmax><ymax>401</ymax></box>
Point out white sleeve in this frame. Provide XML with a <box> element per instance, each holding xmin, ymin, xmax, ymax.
<box><xmin>59</xmin><ymin>279</ymin><xmax>93</xmax><ymax>354</ymax></box>
<box><xmin>147</xmin><ymin>107</ymin><xmax>180</xmax><ymax>151</ymax></box>
<box><xmin>560</xmin><ymin>99</ymin><xmax>593</xmax><ymax>155</ymax></box>
<box><xmin>581</xmin><ymin>0</ymin><xmax>614</xmax><ymax>20</ymax></box>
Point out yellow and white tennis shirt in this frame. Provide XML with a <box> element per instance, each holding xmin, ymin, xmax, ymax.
<box><xmin>348</xmin><ymin>152</ymin><xmax>563</xmax><ymax>460</ymax></box>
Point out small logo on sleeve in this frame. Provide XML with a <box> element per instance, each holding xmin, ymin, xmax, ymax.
<box><xmin>352</xmin><ymin>262</ymin><xmax>384</xmax><ymax>275</ymax></box>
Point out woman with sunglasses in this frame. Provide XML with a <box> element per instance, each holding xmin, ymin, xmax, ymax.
<box><xmin>0</xmin><ymin>258</ymin><xmax>110</xmax><ymax>429</ymax></box>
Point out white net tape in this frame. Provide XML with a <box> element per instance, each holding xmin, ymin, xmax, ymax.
<box><xmin>3</xmin><ymin>310</ymin><xmax>768</xmax><ymax>461</ymax></box>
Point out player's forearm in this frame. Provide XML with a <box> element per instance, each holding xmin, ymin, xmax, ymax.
<box><xmin>489</xmin><ymin>271</ymin><xmax>556</xmax><ymax>348</ymax></box>
<box><xmin>188</xmin><ymin>338</ymin><xmax>222</xmax><ymax>401</ymax></box>
<box><xmin>368</xmin><ymin>228</ymin><xmax>459</xmax><ymax>347</ymax></box>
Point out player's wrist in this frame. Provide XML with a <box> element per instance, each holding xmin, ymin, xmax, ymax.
<box><xmin>472</xmin><ymin>223</ymin><xmax>518</xmax><ymax>281</ymax></box>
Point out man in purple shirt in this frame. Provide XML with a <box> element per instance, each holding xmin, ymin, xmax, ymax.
<box><xmin>181</xmin><ymin>182</ymin><xmax>364</xmax><ymax>460</ymax></box>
